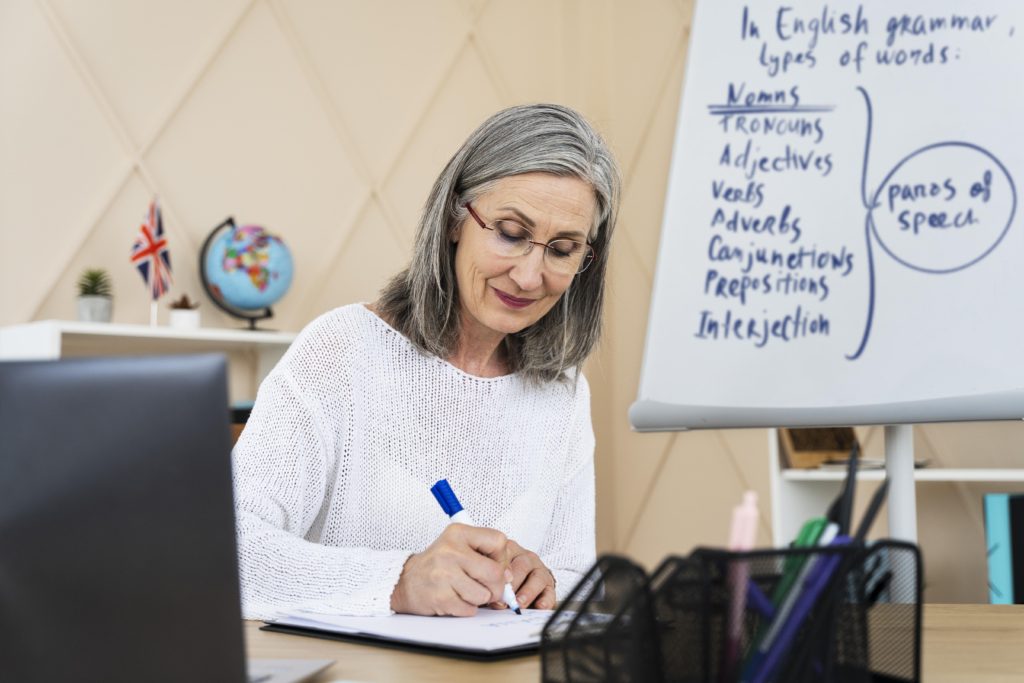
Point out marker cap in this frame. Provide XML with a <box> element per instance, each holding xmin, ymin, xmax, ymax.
<box><xmin>430</xmin><ymin>479</ymin><xmax>464</xmax><ymax>517</ymax></box>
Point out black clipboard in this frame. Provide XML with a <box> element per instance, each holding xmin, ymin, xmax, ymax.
<box><xmin>259</xmin><ymin>622</ymin><xmax>541</xmax><ymax>662</ymax></box>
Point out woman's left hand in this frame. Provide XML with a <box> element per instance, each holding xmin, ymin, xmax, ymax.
<box><xmin>491</xmin><ymin>539</ymin><xmax>556</xmax><ymax>611</ymax></box>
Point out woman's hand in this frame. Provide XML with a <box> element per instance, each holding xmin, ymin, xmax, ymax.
<box><xmin>390</xmin><ymin>523</ymin><xmax>511</xmax><ymax>616</ymax></box>
<box><xmin>492</xmin><ymin>539</ymin><xmax>556</xmax><ymax>611</ymax></box>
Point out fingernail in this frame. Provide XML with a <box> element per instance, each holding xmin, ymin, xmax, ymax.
<box><xmin>504</xmin><ymin>569</ymin><xmax>513</xmax><ymax>583</ymax></box>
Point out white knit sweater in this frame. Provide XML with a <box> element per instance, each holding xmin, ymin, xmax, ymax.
<box><xmin>232</xmin><ymin>304</ymin><xmax>596</xmax><ymax>620</ymax></box>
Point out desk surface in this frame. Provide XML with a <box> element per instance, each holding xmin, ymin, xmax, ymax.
<box><xmin>245</xmin><ymin>604</ymin><xmax>1024</xmax><ymax>682</ymax></box>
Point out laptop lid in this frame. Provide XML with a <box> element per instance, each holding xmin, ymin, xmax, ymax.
<box><xmin>0</xmin><ymin>354</ymin><xmax>247</xmax><ymax>682</ymax></box>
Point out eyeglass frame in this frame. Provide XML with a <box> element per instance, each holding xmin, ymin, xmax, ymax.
<box><xmin>463</xmin><ymin>202</ymin><xmax>597</xmax><ymax>275</ymax></box>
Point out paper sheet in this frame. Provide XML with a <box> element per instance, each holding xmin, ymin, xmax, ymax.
<box><xmin>271</xmin><ymin>608</ymin><xmax>554</xmax><ymax>652</ymax></box>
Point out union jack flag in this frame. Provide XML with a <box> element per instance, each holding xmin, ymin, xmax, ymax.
<box><xmin>130</xmin><ymin>198</ymin><xmax>173</xmax><ymax>300</ymax></box>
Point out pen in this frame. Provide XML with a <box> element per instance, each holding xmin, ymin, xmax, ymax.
<box><xmin>430</xmin><ymin>479</ymin><xmax>521</xmax><ymax>615</ymax></box>
<box><xmin>739</xmin><ymin>522</ymin><xmax>839</xmax><ymax>682</ymax></box>
<box><xmin>772</xmin><ymin>516</ymin><xmax>827</xmax><ymax>604</ymax></box>
<box><xmin>748</xmin><ymin>535</ymin><xmax>852</xmax><ymax>683</ymax></box>
<box><xmin>745</xmin><ymin>579</ymin><xmax>775</xmax><ymax>620</ymax></box>
<box><xmin>854</xmin><ymin>479</ymin><xmax>889</xmax><ymax>542</ymax></box>
<box><xmin>739</xmin><ymin>515</ymin><xmax>826</xmax><ymax>662</ymax></box>
<box><xmin>835</xmin><ymin>441</ymin><xmax>860</xmax><ymax>536</ymax></box>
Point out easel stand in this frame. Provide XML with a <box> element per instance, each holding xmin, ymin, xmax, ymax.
<box><xmin>886</xmin><ymin>425</ymin><xmax>918</xmax><ymax>543</ymax></box>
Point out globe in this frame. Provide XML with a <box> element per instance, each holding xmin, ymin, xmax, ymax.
<box><xmin>200</xmin><ymin>220</ymin><xmax>294</xmax><ymax>329</ymax></box>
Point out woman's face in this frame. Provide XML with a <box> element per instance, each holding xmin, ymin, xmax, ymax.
<box><xmin>452</xmin><ymin>172</ymin><xmax>597</xmax><ymax>343</ymax></box>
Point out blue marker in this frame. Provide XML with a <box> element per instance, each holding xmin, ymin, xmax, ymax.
<box><xmin>430</xmin><ymin>479</ymin><xmax>522</xmax><ymax>615</ymax></box>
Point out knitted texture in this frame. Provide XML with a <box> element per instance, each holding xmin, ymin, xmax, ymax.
<box><xmin>232</xmin><ymin>303</ymin><xmax>596</xmax><ymax>620</ymax></box>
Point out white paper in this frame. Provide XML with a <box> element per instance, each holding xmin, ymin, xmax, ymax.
<box><xmin>270</xmin><ymin>608</ymin><xmax>554</xmax><ymax>652</ymax></box>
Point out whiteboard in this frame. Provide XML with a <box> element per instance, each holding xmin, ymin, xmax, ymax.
<box><xmin>632</xmin><ymin>0</ymin><xmax>1024</xmax><ymax>430</ymax></box>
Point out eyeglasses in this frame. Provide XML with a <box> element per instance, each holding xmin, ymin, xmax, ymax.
<box><xmin>464</xmin><ymin>203</ymin><xmax>596</xmax><ymax>276</ymax></box>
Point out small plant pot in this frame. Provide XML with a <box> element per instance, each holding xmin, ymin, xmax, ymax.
<box><xmin>169</xmin><ymin>308</ymin><xmax>200</xmax><ymax>329</ymax></box>
<box><xmin>77</xmin><ymin>295</ymin><xmax>112</xmax><ymax>323</ymax></box>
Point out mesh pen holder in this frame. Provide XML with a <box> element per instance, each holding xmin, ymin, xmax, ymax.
<box><xmin>541</xmin><ymin>541</ymin><xmax>921</xmax><ymax>683</ymax></box>
<box><xmin>541</xmin><ymin>555</ymin><xmax>661</xmax><ymax>682</ymax></box>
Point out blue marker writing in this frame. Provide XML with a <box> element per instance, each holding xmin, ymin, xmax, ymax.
<box><xmin>430</xmin><ymin>479</ymin><xmax>521</xmax><ymax>615</ymax></box>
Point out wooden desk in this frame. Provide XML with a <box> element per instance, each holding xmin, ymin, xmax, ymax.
<box><xmin>245</xmin><ymin>604</ymin><xmax>1024</xmax><ymax>682</ymax></box>
<box><xmin>245</xmin><ymin>621</ymin><xmax>539</xmax><ymax>682</ymax></box>
<box><xmin>922</xmin><ymin>604</ymin><xmax>1024</xmax><ymax>683</ymax></box>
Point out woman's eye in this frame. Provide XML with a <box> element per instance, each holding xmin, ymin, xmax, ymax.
<box><xmin>494</xmin><ymin>221</ymin><xmax>529</xmax><ymax>242</ymax></box>
<box><xmin>549</xmin><ymin>241</ymin><xmax>580</xmax><ymax>258</ymax></box>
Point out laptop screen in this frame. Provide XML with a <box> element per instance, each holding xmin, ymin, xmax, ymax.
<box><xmin>0</xmin><ymin>355</ymin><xmax>247</xmax><ymax>682</ymax></box>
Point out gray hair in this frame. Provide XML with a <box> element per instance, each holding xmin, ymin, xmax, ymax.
<box><xmin>376</xmin><ymin>103</ymin><xmax>621</xmax><ymax>384</ymax></box>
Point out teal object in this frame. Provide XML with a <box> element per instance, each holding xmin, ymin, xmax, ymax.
<box><xmin>201</xmin><ymin>218</ymin><xmax>293</xmax><ymax>329</ymax></box>
<box><xmin>985</xmin><ymin>493</ymin><xmax>1013</xmax><ymax>604</ymax></box>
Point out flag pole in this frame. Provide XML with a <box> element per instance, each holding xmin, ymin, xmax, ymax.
<box><xmin>150</xmin><ymin>300</ymin><xmax>158</xmax><ymax>327</ymax></box>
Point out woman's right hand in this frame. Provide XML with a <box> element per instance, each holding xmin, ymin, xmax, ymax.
<box><xmin>389</xmin><ymin>523</ymin><xmax>512</xmax><ymax>616</ymax></box>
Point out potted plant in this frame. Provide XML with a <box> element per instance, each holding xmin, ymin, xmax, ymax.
<box><xmin>168</xmin><ymin>294</ymin><xmax>201</xmax><ymax>329</ymax></box>
<box><xmin>76</xmin><ymin>268</ymin><xmax>113</xmax><ymax>322</ymax></box>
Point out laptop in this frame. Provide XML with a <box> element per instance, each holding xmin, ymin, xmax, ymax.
<box><xmin>0</xmin><ymin>354</ymin><xmax>331</xmax><ymax>683</ymax></box>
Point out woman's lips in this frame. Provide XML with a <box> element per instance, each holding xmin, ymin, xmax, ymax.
<box><xmin>494</xmin><ymin>288</ymin><xmax>535</xmax><ymax>309</ymax></box>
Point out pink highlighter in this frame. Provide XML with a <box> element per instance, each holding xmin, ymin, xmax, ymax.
<box><xmin>721</xmin><ymin>491</ymin><xmax>759</xmax><ymax>682</ymax></box>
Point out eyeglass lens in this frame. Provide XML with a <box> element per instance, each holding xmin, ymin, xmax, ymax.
<box><xmin>488</xmin><ymin>220</ymin><xmax>593</xmax><ymax>274</ymax></box>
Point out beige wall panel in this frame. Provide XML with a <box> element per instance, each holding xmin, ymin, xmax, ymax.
<box><xmin>602</xmin><ymin>0</ymin><xmax>769</xmax><ymax>574</ymax></box>
<box><xmin>143</xmin><ymin>2</ymin><xmax>367</xmax><ymax>331</ymax></box>
<box><xmin>922</xmin><ymin>421</ymin><xmax>1024</xmax><ymax>468</ymax></box>
<box><xmin>586</xmin><ymin>350</ymin><xmax>617</xmax><ymax>554</ymax></box>
<box><xmin>604</xmin><ymin>0</ymin><xmax>689</xmax><ymax>172</ymax></box>
<box><xmin>597</xmin><ymin>0</ymin><xmax>695</xmax><ymax>555</ymax></box>
<box><xmin>34</xmin><ymin>172</ymin><xmax>170</xmax><ymax>323</ymax></box>
<box><xmin>604</xmin><ymin>246</ymin><xmax>671</xmax><ymax>545</ymax></box>
<box><xmin>302</xmin><ymin>198</ymin><xmax>409</xmax><ymax>316</ymax></box>
<box><xmin>616</xmin><ymin>53</ymin><xmax>685</xmax><ymax>278</ymax></box>
<box><xmin>455</xmin><ymin>0</ymin><xmax>487</xmax><ymax>25</ymax></box>
<box><xmin>853</xmin><ymin>425</ymin><xmax>882</xmax><ymax>458</ymax></box>
<box><xmin>916</xmin><ymin>481</ymin><xmax>1020</xmax><ymax>603</ymax></box>
<box><xmin>0</xmin><ymin>0</ymin><xmax>131</xmax><ymax>324</ymax></box>
<box><xmin>475</xmin><ymin>0</ymin><xmax>567</xmax><ymax>104</ymax></box>
<box><xmin>717</xmin><ymin>428</ymin><xmax>772</xmax><ymax>522</ymax></box>
<box><xmin>624</xmin><ymin>429</ymin><xmax>772</xmax><ymax>568</ymax></box>
<box><xmin>380</xmin><ymin>46</ymin><xmax>503</xmax><ymax>239</ymax></box>
<box><xmin>49</xmin><ymin>0</ymin><xmax>252</xmax><ymax>146</ymax></box>
<box><xmin>903</xmin><ymin>424</ymin><xmax>1024</xmax><ymax>602</ymax></box>
<box><xmin>278</xmin><ymin>0</ymin><xmax>467</xmax><ymax>181</ymax></box>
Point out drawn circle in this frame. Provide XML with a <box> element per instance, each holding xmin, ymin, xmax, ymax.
<box><xmin>869</xmin><ymin>142</ymin><xmax>1016</xmax><ymax>273</ymax></box>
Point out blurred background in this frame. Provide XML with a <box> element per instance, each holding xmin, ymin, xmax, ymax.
<box><xmin>3</xmin><ymin>0</ymin><xmax>1022</xmax><ymax>602</ymax></box>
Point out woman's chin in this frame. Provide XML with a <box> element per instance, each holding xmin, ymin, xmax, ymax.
<box><xmin>483</xmin><ymin>310</ymin><xmax>536</xmax><ymax>336</ymax></box>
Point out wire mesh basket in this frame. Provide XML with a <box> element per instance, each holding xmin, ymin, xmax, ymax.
<box><xmin>541</xmin><ymin>541</ymin><xmax>921</xmax><ymax>683</ymax></box>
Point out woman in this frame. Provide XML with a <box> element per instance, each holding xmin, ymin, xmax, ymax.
<box><xmin>233</xmin><ymin>103</ymin><xmax>621</xmax><ymax>620</ymax></box>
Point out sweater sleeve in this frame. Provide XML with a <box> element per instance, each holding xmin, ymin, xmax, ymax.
<box><xmin>537</xmin><ymin>375</ymin><xmax>597</xmax><ymax>601</ymax></box>
<box><xmin>232</xmin><ymin>364</ymin><xmax>410</xmax><ymax>620</ymax></box>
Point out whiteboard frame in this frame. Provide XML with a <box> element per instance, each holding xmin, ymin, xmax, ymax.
<box><xmin>630</xmin><ymin>389</ymin><xmax>1024</xmax><ymax>431</ymax></box>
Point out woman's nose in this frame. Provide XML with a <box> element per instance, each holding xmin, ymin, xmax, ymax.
<box><xmin>508</xmin><ymin>247</ymin><xmax>546</xmax><ymax>291</ymax></box>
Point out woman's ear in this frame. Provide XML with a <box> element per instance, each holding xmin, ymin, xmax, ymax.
<box><xmin>450</xmin><ymin>223</ymin><xmax>462</xmax><ymax>243</ymax></box>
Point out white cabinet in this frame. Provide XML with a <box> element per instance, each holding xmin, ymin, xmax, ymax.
<box><xmin>0</xmin><ymin>320</ymin><xmax>296</xmax><ymax>403</ymax></box>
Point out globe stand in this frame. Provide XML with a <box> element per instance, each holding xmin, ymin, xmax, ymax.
<box><xmin>200</xmin><ymin>217</ymin><xmax>278</xmax><ymax>331</ymax></box>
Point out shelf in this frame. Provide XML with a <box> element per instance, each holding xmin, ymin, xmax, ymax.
<box><xmin>0</xmin><ymin>319</ymin><xmax>298</xmax><ymax>403</ymax></box>
<box><xmin>0</xmin><ymin>319</ymin><xmax>296</xmax><ymax>358</ymax></box>
<box><xmin>0</xmin><ymin>319</ymin><xmax>294</xmax><ymax>347</ymax></box>
<box><xmin>782</xmin><ymin>468</ymin><xmax>1024</xmax><ymax>483</ymax></box>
